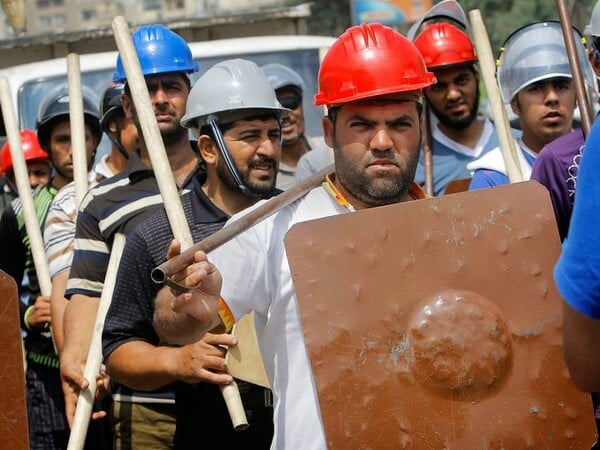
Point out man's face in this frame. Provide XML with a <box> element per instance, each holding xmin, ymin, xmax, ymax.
<box><xmin>425</xmin><ymin>66</ymin><xmax>479</xmax><ymax>130</ymax></box>
<box><xmin>49</xmin><ymin>119</ymin><xmax>97</xmax><ymax>181</ymax></box>
<box><xmin>276</xmin><ymin>87</ymin><xmax>305</xmax><ymax>145</ymax></box>
<box><xmin>323</xmin><ymin>98</ymin><xmax>422</xmax><ymax>209</ymax></box>
<box><xmin>6</xmin><ymin>160</ymin><xmax>51</xmax><ymax>190</ymax></box>
<box><xmin>126</xmin><ymin>73</ymin><xmax>190</xmax><ymax>141</ymax></box>
<box><xmin>216</xmin><ymin>116</ymin><xmax>282</xmax><ymax>196</ymax></box>
<box><xmin>511</xmin><ymin>77</ymin><xmax>576</xmax><ymax>150</ymax></box>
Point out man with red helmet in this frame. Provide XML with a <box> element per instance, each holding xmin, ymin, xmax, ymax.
<box><xmin>0</xmin><ymin>129</ymin><xmax>51</xmax><ymax>199</ymax></box>
<box><xmin>152</xmin><ymin>22</ymin><xmax>435</xmax><ymax>449</ymax></box>
<box><xmin>413</xmin><ymin>22</ymin><xmax>515</xmax><ymax>195</ymax></box>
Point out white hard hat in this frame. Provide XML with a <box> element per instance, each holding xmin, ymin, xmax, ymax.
<box><xmin>407</xmin><ymin>0</ymin><xmax>470</xmax><ymax>41</ymax></box>
<box><xmin>497</xmin><ymin>21</ymin><xmax>594</xmax><ymax>103</ymax></box>
<box><xmin>181</xmin><ymin>58</ymin><xmax>289</xmax><ymax>135</ymax></box>
<box><xmin>585</xmin><ymin>0</ymin><xmax>600</xmax><ymax>37</ymax></box>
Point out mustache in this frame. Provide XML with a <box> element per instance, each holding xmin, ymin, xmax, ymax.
<box><xmin>248</xmin><ymin>156</ymin><xmax>277</xmax><ymax>170</ymax></box>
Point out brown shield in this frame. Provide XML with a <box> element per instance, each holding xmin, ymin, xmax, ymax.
<box><xmin>0</xmin><ymin>270</ymin><xmax>29</xmax><ymax>449</ymax></box>
<box><xmin>285</xmin><ymin>181</ymin><xmax>597</xmax><ymax>449</ymax></box>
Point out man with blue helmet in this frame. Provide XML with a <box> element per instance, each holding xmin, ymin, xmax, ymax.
<box><xmin>60</xmin><ymin>24</ymin><xmax>201</xmax><ymax>448</ymax></box>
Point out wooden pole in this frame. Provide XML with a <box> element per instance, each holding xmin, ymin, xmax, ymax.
<box><xmin>111</xmin><ymin>15</ymin><xmax>248</xmax><ymax>431</ymax></box>
<box><xmin>0</xmin><ymin>77</ymin><xmax>52</xmax><ymax>296</ymax></box>
<box><xmin>66</xmin><ymin>234</ymin><xmax>126</xmax><ymax>450</ymax></box>
<box><xmin>468</xmin><ymin>9</ymin><xmax>524</xmax><ymax>184</ymax></box>
<box><xmin>67</xmin><ymin>53</ymin><xmax>89</xmax><ymax>206</ymax></box>
<box><xmin>423</xmin><ymin>103</ymin><xmax>434</xmax><ymax>196</ymax></box>
<box><xmin>151</xmin><ymin>163</ymin><xmax>334</xmax><ymax>285</ymax></box>
<box><xmin>556</xmin><ymin>0</ymin><xmax>594</xmax><ymax>137</ymax></box>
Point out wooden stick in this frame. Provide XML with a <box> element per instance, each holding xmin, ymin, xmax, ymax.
<box><xmin>151</xmin><ymin>163</ymin><xmax>334</xmax><ymax>285</ymax></box>
<box><xmin>67</xmin><ymin>53</ymin><xmax>90</xmax><ymax>206</ymax></box>
<box><xmin>556</xmin><ymin>0</ymin><xmax>594</xmax><ymax>137</ymax></box>
<box><xmin>468</xmin><ymin>9</ymin><xmax>524</xmax><ymax>184</ymax></box>
<box><xmin>66</xmin><ymin>233</ymin><xmax>126</xmax><ymax>450</ymax></box>
<box><xmin>111</xmin><ymin>15</ymin><xmax>248</xmax><ymax>431</ymax></box>
<box><xmin>423</xmin><ymin>103</ymin><xmax>434</xmax><ymax>196</ymax></box>
<box><xmin>0</xmin><ymin>77</ymin><xmax>52</xmax><ymax>296</ymax></box>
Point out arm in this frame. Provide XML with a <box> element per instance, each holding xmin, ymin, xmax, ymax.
<box><xmin>562</xmin><ymin>302</ymin><xmax>600</xmax><ymax>392</ymax></box>
<box><xmin>105</xmin><ymin>333</ymin><xmax>234</xmax><ymax>391</ymax></box>
<box><xmin>50</xmin><ymin>271</ymin><xmax>69</xmax><ymax>353</ymax></box>
<box><xmin>60</xmin><ymin>293</ymin><xmax>100</xmax><ymax>425</ymax></box>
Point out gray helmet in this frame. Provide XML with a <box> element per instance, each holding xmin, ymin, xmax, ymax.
<box><xmin>407</xmin><ymin>0</ymin><xmax>470</xmax><ymax>41</ymax></box>
<box><xmin>261</xmin><ymin>63</ymin><xmax>305</xmax><ymax>96</ymax></box>
<box><xmin>181</xmin><ymin>58</ymin><xmax>289</xmax><ymax>136</ymax></box>
<box><xmin>36</xmin><ymin>82</ymin><xmax>101</xmax><ymax>152</ymax></box>
<box><xmin>497</xmin><ymin>21</ymin><xmax>594</xmax><ymax>103</ymax></box>
<box><xmin>585</xmin><ymin>0</ymin><xmax>600</xmax><ymax>38</ymax></box>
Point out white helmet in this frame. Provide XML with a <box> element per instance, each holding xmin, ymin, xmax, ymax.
<box><xmin>585</xmin><ymin>0</ymin><xmax>600</xmax><ymax>38</ymax></box>
<box><xmin>181</xmin><ymin>58</ymin><xmax>288</xmax><ymax>136</ymax></box>
<box><xmin>497</xmin><ymin>21</ymin><xmax>594</xmax><ymax>103</ymax></box>
<box><xmin>407</xmin><ymin>0</ymin><xmax>470</xmax><ymax>42</ymax></box>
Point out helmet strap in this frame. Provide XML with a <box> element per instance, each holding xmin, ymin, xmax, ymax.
<box><xmin>107</xmin><ymin>122</ymin><xmax>130</xmax><ymax>160</ymax></box>
<box><xmin>207</xmin><ymin>115</ymin><xmax>263</xmax><ymax>199</ymax></box>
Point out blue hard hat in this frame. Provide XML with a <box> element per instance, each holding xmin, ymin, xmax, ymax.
<box><xmin>113</xmin><ymin>24</ymin><xmax>199</xmax><ymax>83</ymax></box>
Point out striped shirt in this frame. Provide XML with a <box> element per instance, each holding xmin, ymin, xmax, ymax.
<box><xmin>65</xmin><ymin>151</ymin><xmax>201</xmax><ymax>299</ymax></box>
<box><xmin>44</xmin><ymin>155</ymin><xmax>115</xmax><ymax>278</ymax></box>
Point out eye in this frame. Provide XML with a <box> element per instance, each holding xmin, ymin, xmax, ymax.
<box><xmin>429</xmin><ymin>83</ymin><xmax>446</xmax><ymax>93</ymax></box>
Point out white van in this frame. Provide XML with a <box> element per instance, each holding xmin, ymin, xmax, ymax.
<box><xmin>0</xmin><ymin>34</ymin><xmax>335</xmax><ymax>156</ymax></box>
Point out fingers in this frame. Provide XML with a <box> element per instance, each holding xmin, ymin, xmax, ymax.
<box><xmin>61</xmin><ymin>363</ymin><xmax>89</xmax><ymax>390</ymax></box>
<box><xmin>203</xmin><ymin>332</ymin><xmax>237</xmax><ymax>347</ymax></box>
<box><xmin>166</xmin><ymin>239</ymin><xmax>181</xmax><ymax>260</ymax></box>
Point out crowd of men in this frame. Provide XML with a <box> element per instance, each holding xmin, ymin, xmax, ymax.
<box><xmin>2</xmin><ymin>0</ymin><xmax>600</xmax><ymax>448</ymax></box>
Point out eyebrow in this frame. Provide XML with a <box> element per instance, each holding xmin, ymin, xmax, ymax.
<box><xmin>346</xmin><ymin>113</ymin><xmax>416</xmax><ymax>126</ymax></box>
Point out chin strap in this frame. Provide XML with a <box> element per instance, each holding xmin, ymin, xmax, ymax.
<box><xmin>206</xmin><ymin>114</ymin><xmax>262</xmax><ymax>198</ymax></box>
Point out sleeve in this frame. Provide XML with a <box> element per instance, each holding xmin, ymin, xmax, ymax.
<box><xmin>65</xmin><ymin>204</ymin><xmax>110</xmax><ymax>299</ymax></box>
<box><xmin>102</xmin><ymin>230</ymin><xmax>160</xmax><ymax>359</ymax></box>
<box><xmin>468</xmin><ymin>169</ymin><xmax>503</xmax><ymax>190</ymax></box>
<box><xmin>554</xmin><ymin>120</ymin><xmax>600</xmax><ymax>318</ymax></box>
<box><xmin>44</xmin><ymin>189</ymin><xmax>77</xmax><ymax>278</ymax></box>
<box><xmin>530</xmin><ymin>148</ymin><xmax>572</xmax><ymax>242</ymax></box>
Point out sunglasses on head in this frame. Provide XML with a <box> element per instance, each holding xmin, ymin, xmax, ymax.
<box><xmin>279</xmin><ymin>95</ymin><xmax>302</xmax><ymax>110</ymax></box>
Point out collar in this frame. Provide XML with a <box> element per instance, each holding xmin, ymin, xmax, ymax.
<box><xmin>323</xmin><ymin>174</ymin><xmax>427</xmax><ymax>212</ymax></box>
<box><xmin>190</xmin><ymin>174</ymin><xmax>231</xmax><ymax>224</ymax></box>
<box><xmin>127</xmin><ymin>150</ymin><xmax>154</xmax><ymax>183</ymax></box>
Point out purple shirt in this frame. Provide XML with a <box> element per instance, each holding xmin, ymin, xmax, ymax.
<box><xmin>530</xmin><ymin>128</ymin><xmax>584</xmax><ymax>241</ymax></box>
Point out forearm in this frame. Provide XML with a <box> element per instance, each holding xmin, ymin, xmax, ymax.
<box><xmin>50</xmin><ymin>271</ymin><xmax>69</xmax><ymax>353</ymax></box>
<box><xmin>562</xmin><ymin>301</ymin><xmax>600</xmax><ymax>392</ymax></box>
<box><xmin>153</xmin><ymin>285</ymin><xmax>221</xmax><ymax>345</ymax></box>
<box><xmin>105</xmin><ymin>340</ymin><xmax>180</xmax><ymax>391</ymax></box>
<box><xmin>62</xmin><ymin>294</ymin><xmax>100</xmax><ymax>367</ymax></box>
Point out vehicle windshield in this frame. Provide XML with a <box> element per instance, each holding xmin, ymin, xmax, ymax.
<box><xmin>17</xmin><ymin>48</ymin><xmax>325</xmax><ymax>159</ymax></box>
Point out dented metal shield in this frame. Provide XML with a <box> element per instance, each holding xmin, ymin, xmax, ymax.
<box><xmin>285</xmin><ymin>181</ymin><xmax>597</xmax><ymax>449</ymax></box>
<box><xmin>0</xmin><ymin>271</ymin><xmax>29</xmax><ymax>449</ymax></box>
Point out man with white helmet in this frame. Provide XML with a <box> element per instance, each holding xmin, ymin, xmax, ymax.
<box><xmin>468</xmin><ymin>21</ymin><xmax>595</xmax><ymax>190</ymax></box>
<box><xmin>102</xmin><ymin>58</ymin><xmax>286</xmax><ymax>448</ymax></box>
<box><xmin>531</xmin><ymin>4</ymin><xmax>600</xmax><ymax>242</ymax></box>
<box><xmin>261</xmin><ymin>62</ymin><xmax>314</xmax><ymax>189</ymax></box>
<box><xmin>153</xmin><ymin>22</ymin><xmax>434</xmax><ymax>449</ymax></box>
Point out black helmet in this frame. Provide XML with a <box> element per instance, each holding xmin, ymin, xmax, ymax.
<box><xmin>36</xmin><ymin>83</ymin><xmax>102</xmax><ymax>153</ymax></box>
<box><xmin>100</xmin><ymin>83</ymin><xmax>125</xmax><ymax>134</ymax></box>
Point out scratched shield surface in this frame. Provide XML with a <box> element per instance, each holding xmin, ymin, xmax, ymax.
<box><xmin>0</xmin><ymin>271</ymin><xmax>30</xmax><ymax>449</ymax></box>
<box><xmin>285</xmin><ymin>181</ymin><xmax>597</xmax><ymax>449</ymax></box>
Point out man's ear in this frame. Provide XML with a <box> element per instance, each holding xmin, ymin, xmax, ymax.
<box><xmin>510</xmin><ymin>96</ymin><xmax>520</xmax><ymax>116</ymax></box>
<box><xmin>198</xmin><ymin>135</ymin><xmax>218</xmax><ymax>165</ymax></box>
<box><xmin>322</xmin><ymin>115</ymin><xmax>334</xmax><ymax>149</ymax></box>
<box><xmin>121</xmin><ymin>95</ymin><xmax>134</xmax><ymax>119</ymax></box>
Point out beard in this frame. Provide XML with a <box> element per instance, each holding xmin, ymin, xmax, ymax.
<box><xmin>333</xmin><ymin>140</ymin><xmax>420</xmax><ymax>207</ymax></box>
<box><xmin>429</xmin><ymin>88</ymin><xmax>480</xmax><ymax>131</ymax></box>
<box><xmin>216</xmin><ymin>155</ymin><xmax>277</xmax><ymax>197</ymax></box>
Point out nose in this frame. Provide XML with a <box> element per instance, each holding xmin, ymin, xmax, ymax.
<box><xmin>257</xmin><ymin>135</ymin><xmax>279</xmax><ymax>159</ymax></box>
<box><xmin>446</xmin><ymin>83</ymin><xmax>461</xmax><ymax>100</ymax></box>
<box><xmin>544</xmin><ymin>85</ymin><xmax>560</xmax><ymax>104</ymax></box>
<box><xmin>370</xmin><ymin>128</ymin><xmax>393</xmax><ymax>151</ymax></box>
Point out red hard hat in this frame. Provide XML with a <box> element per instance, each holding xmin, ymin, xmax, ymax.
<box><xmin>413</xmin><ymin>23</ymin><xmax>477</xmax><ymax>71</ymax></box>
<box><xmin>0</xmin><ymin>129</ymin><xmax>49</xmax><ymax>176</ymax></box>
<box><xmin>314</xmin><ymin>23</ymin><xmax>436</xmax><ymax>107</ymax></box>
